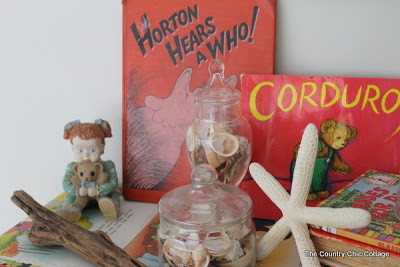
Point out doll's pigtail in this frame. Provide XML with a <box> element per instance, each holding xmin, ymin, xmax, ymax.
<box><xmin>63</xmin><ymin>120</ymin><xmax>81</xmax><ymax>139</ymax></box>
<box><xmin>94</xmin><ymin>119</ymin><xmax>112</xmax><ymax>138</ymax></box>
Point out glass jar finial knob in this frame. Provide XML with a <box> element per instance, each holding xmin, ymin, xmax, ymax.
<box><xmin>208</xmin><ymin>59</ymin><xmax>226</xmax><ymax>87</ymax></box>
<box><xmin>209</xmin><ymin>59</ymin><xmax>225</xmax><ymax>75</ymax></box>
<box><xmin>190</xmin><ymin>164</ymin><xmax>217</xmax><ymax>188</ymax></box>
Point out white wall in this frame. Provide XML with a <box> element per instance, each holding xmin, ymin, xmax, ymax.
<box><xmin>0</xmin><ymin>0</ymin><xmax>122</xmax><ymax>234</ymax></box>
<box><xmin>275</xmin><ymin>0</ymin><xmax>400</xmax><ymax>78</ymax></box>
<box><xmin>1</xmin><ymin>0</ymin><xmax>400</xmax><ymax>234</ymax></box>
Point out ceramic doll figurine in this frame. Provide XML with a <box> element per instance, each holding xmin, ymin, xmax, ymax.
<box><xmin>54</xmin><ymin>119</ymin><xmax>120</xmax><ymax>222</ymax></box>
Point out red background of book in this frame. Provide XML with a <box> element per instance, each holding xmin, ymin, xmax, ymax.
<box><xmin>241</xmin><ymin>75</ymin><xmax>400</xmax><ymax>219</ymax></box>
<box><xmin>123</xmin><ymin>0</ymin><xmax>276</xmax><ymax>202</ymax></box>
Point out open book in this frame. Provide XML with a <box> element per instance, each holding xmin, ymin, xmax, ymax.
<box><xmin>0</xmin><ymin>192</ymin><xmax>158</xmax><ymax>267</ymax></box>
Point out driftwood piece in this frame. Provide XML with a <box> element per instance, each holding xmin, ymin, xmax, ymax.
<box><xmin>11</xmin><ymin>190</ymin><xmax>146</xmax><ymax>267</ymax></box>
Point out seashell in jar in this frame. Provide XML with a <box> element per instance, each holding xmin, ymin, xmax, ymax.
<box><xmin>225</xmin><ymin>222</ymin><xmax>251</xmax><ymax>241</ymax></box>
<box><xmin>193</xmin><ymin>121</ymin><xmax>212</xmax><ymax>139</ymax></box>
<box><xmin>192</xmin><ymin>243</ymin><xmax>210</xmax><ymax>267</ymax></box>
<box><xmin>183</xmin><ymin>232</ymin><xmax>203</xmax><ymax>251</ymax></box>
<box><xmin>159</xmin><ymin>223</ymin><xmax>179</xmax><ymax>241</ymax></box>
<box><xmin>214</xmin><ymin>250</ymin><xmax>255</xmax><ymax>267</ymax></box>
<box><xmin>204</xmin><ymin>232</ymin><xmax>232</xmax><ymax>257</ymax></box>
<box><xmin>210</xmin><ymin>133</ymin><xmax>239</xmax><ymax>157</ymax></box>
<box><xmin>218</xmin><ymin>136</ymin><xmax>250</xmax><ymax>183</ymax></box>
<box><xmin>186</xmin><ymin>126</ymin><xmax>197</xmax><ymax>152</ymax></box>
<box><xmin>158</xmin><ymin>228</ymin><xmax>172</xmax><ymax>241</ymax></box>
<box><xmin>194</xmin><ymin>122</ymin><xmax>233</xmax><ymax>140</ymax></box>
<box><xmin>204</xmin><ymin>147</ymin><xmax>227</xmax><ymax>169</ymax></box>
<box><xmin>162</xmin><ymin>238</ymin><xmax>192</xmax><ymax>267</ymax></box>
<box><xmin>214</xmin><ymin>240</ymin><xmax>244</xmax><ymax>262</ymax></box>
<box><xmin>210</xmin><ymin>123</ymin><xmax>233</xmax><ymax>135</ymax></box>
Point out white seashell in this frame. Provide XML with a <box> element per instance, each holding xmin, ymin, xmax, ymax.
<box><xmin>214</xmin><ymin>240</ymin><xmax>244</xmax><ymax>262</ymax></box>
<box><xmin>210</xmin><ymin>133</ymin><xmax>239</xmax><ymax>157</ymax></box>
<box><xmin>158</xmin><ymin>227</ymin><xmax>174</xmax><ymax>241</ymax></box>
<box><xmin>184</xmin><ymin>232</ymin><xmax>201</xmax><ymax>251</ymax></box>
<box><xmin>225</xmin><ymin>224</ymin><xmax>240</xmax><ymax>241</ymax></box>
<box><xmin>162</xmin><ymin>238</ymin><xmax>192</xmax><ymax>267</ymax></box>
<box><xmin>210</xmin><ymin>123</ymin><xmax>233</xmax><ymax>135</ymax></box>
<box><xmin>204</xmin><ymin>232</ymin><xmax>232</xmax><ymax>257</ymax></box>
<box><xmin>193</xmin><ymin>122</ymin><xmax>212</xmax><ymax>138</ymax></box>
<box><xmin>172</xmin><ymin>250</ymin><xmax>193</xmax><ymax>267</ymax></box>
<box><xmin>186</xmin><ymin>126</ymin><xmax>197</xmax><ymax>152</ymax></box>
<box><xmin>227</xmin><ymin>223</ymin><xmax>252</xmax><ymax>241</ymax></box>
<box><xmin>192</xmin><ymin>243</ymin><xmax>210</xmax><ymax>267</ymax></box>
<box><xmin>214</xmin><ymin>250</ymin><xmax>255</xmax><ymax>267</ymax></box>
<box><xmin>162</xmin><ymin>238</ymin><xmax>185</xmax><ymax>258</ymax></box>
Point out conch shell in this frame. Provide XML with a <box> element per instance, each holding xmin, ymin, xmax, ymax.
<box><xmin>205</xmin><ymin>146</ymin><xmax>227</xmax><ymax>169</ymax></box>
<box><xmin>218</xmin><ymin>136</ymin><xmax>250</xmax><ymax>183</ymax></box>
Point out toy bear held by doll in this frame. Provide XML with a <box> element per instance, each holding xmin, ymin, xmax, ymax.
<box><xmin>71</xmin><ymin>162</ymin><xmax>109</xmax><ymax>203</ymax></box>
<box><xmin>54</xmin><ymin>119</ymin><xmax>120</xmax><ymax>222</ymax></box>
<box><xmin>291</xmin><ymin>119</ymin><xmax>358</xmax><ymax>201</ymax></box>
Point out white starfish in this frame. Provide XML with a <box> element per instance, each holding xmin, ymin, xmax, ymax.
<box><xmin>249</xmin><ymin>123</ymin><xmax>371</xmax><ymax>267</ymax></box>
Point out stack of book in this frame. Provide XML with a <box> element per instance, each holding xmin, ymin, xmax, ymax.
<box><xmin>310</xmin><ymin>170</ymin><xmax>400</xmax><ymax>266</ymax></box>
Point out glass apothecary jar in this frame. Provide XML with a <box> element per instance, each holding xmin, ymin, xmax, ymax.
<box><xmin>186</xmin><ymin>60</ymin><xmax>252</xmax><ymax>186</ymax></box>
<box><xmin>158</xmin><ymin>164</ymin><xmax>256</xmax><ymax>267</ymax></box>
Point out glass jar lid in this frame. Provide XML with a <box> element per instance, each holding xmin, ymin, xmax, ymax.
<box><xmin>158</xmin><ymin>164</ymin><xmax>253</xmax><ymax>230</ymax></box>
<box><xmin>195</xmin><ymin>60</ymin><xmax>241</xmax><ymax>105</ymax></box>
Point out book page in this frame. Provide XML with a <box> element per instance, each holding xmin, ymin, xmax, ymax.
<box><xmin>0</xmin><ymin>194</ymin><xmax>158</xmax><ymax>267</ymax></box>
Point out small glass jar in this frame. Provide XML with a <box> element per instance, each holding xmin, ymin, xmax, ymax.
<box><xmin>158</xmin><ymin>164</ymin><xmax>256</xmax><ymax>267</ymax></box>
<box><xmin>186</xmin><ymin>60</ymin><xmax>252</xmax><ymax>186</ymax></box>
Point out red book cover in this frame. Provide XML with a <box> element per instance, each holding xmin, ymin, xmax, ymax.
<box><xmin>240</xmin><ymin>75</ymin><xmax>400</xmax><ymax>219</ymax></box>
<box><xmin>122</xmin><ymin>0</ymin><xmax>276</xmax><ymax>202</ymax></box>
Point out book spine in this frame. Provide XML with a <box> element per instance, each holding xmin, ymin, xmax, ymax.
<box><xmin>337</xmin><ymin>228</ymin><xmax>400</xmax><ymax>254</ymax></box>
<box><xmin>310</xmin><ymin>228</ymin><xmax>400</xmax><ymax>257</ymax></box>
<box><xmin>318</xmin><ymin>226</ymin><xmax>400</xmax><ymax>254</ymax></box>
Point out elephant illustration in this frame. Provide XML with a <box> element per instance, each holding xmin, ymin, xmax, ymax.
<box><xmin>126</xmin><ymin>67</ymin><xmax>237</xmax><ymax>190</ymax></box>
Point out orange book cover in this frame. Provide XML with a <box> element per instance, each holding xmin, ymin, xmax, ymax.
<box><xmin>122</xmin><ymin>0</ymin><xmax>276</xmax><ymax>202</ymax></box>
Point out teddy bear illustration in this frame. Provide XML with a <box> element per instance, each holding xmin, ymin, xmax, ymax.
<box><xmin>71</xmin><ymin>162</ymin><xmax>109</xmax><ymax>207</ymax></box>
<box><xmin>291</xmin><ymin>119</ymin><xmax>358</xmax><ymax>201</ymax></box>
